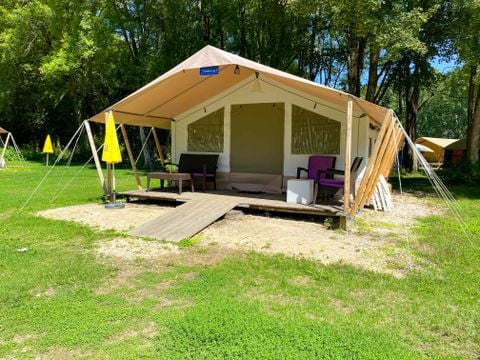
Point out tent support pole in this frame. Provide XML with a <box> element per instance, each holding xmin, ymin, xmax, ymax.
<box><xmin>152</xmin><ymin>127</ymin><xmax>165</xmax><ymax>166</ymax></box>
<box><xmin>343</xmin><ymin>96</ymin><xmax>353</xmax><ymax>214</ymax></box>
<box><xmin>0</xmin><ymin>132</ymin><xmax>11</xmax><ymax>163</ymax></box>
<box><xmin>349</xmin><ymin>110</ymin><xmax>391</xmax><ymax>216</ymax></box>
<box><xmin>84</xmin><ymin>120</ymin><xmax>108</xmax><ymax>195</ymax></box>
<box><xmin>120</xmin><ymin>124</ymin><xmax>143</xmax><ymax>189</ymax></box>
<box><xmin>361</xmin><ymin>114</ymin><xmax>395</xmax><ymax>209</ymax></box>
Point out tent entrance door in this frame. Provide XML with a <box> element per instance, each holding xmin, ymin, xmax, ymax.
<box><xmin>230</xmin><ymin>103</ymin><xmax>284</xmax><ymax>192</ymax></box>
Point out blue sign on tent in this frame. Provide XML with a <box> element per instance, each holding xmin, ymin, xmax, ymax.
<box><xmin>200</xmin><ymin>66</ymin><xmax>219</xmax><ymax>76</ymax></box>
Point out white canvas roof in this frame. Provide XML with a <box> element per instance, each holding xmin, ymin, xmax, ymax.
<box><xmin>91</xmin><ymin>45</ymin><xmax>389</xmax><ymax>128</ymax></box>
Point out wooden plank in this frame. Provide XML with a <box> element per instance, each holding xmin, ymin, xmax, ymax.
<box><xmin>358</xmin><ymin>113</ymin><xmax>394</xmax><ymax>210</ymax></box>
<box><xmin>120</xmin><ymin>124</ymin><xmax>143</xmax><ymax>189</ymax></box>
<box><xmin>120</xmin><ymin>189</ymin><xmax>343</xmax><ymax>217</ymax></box>
<box><xmin>84</xmin><ymin>120</ymin><xmax>108</xmax><ymax>195</ymax></box>
<box><xmin>343</xmin><ymin>96</ymin><xmax>353</xmax><ymax>213</ymax></box>
<box><xmin>349</xmin><ymin>110</ymin><xmax>392</xmax><ymax>216</ymax></box>
<box><xmin>152</xmin><ymin>127</ymin><xmax>165</xmax><ymax>166</ymax></box>
<box><xmin>129</xmin><ymin>196</ymin><xmax>238</xmax><ymax>241</ymax></box>
<box><xmin>363</xmin><ymin>123</ymin><xmax>394</xmax><ymax>206</ymax></box>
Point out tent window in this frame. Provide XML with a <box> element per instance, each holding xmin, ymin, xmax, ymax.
<box><xmin>291</xmin><ymin>105</ymin><xmax>340</xmax><ymax>154</ymax></box>
<box><xmin>188</xmin><ymin>108</ymin><xmax>224</xmax><ymax>152</ymax></box>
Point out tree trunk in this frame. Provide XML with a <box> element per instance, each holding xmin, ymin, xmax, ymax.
<box><xmin>403</xmin><ymin>56</ymin><xmax>421</xmax><ymax>172</ymax></box>
<box><xmin>468</xmin><ymin>76</ymin><xmax>480</xmax><ymax>162</ymax></box>
<box><xmin>347</xmin><ymin>36</ymin><xmax>367</xmax><ymax>97</ymax></box>
<box><xmin>466</xmin><ymin>64</ymin><xmax>478</xmax><ymax>161</ymax></box>
<box><xmin>366</xmin><ymin>47</ymin><xmax>379</xmax><ymax>103</ymax></box>
<box><xmin>200</xmin><ymin>0</ymin><xmax>210</xmax><ymax>42</ymax></box>
<box><xmin>139</xmin><ymin>127</ymin><xmax>154</xmax><ymax>171</ymax></box>
<box><xmin>239</xmin><ymin>2</ymin><xmax>247</xmax><ymax>57</ymax></box>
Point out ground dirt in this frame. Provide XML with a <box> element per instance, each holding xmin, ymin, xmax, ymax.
<box><xmin>38</xmin><ymin>193</ymin><xmax>443</xmax><ymax>277</ymax></box>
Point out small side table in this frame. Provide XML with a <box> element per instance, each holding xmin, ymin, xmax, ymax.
<box><xmin>146</xmin><ymin>172</ymin><xmax>194</xmax><ymax>194</ymax></box>
<box><xmin>286</xmin><ymin>179</ymin><xmax>314</xmax><ymax>205</ymax></box>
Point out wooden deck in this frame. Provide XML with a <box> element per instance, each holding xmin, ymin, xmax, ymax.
<box><xmin>128</xmin><ymin>195</ymin><xmax>238</xmax><ymax>241</ymax></box>
<box><xmin>121</xmin><ymin>189</ymin><xmax>344</xmax><ymax>217</ymax></box>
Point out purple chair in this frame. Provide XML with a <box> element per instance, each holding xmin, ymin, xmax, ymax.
<box><xmin>317</xmin><ymin>157</ymin><xmax>363</xmax><ymax>200</ymax></box>
<box><xmin>297</xmin><ymin>155</ymin><xmax>336</xmax><ymax>202</ymax></box>
<box><xmin>296</xmin><ymin>155</ymin><xmax>336</xmax><ymax>181</ymax></box>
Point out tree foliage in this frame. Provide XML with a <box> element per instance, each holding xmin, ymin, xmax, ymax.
<box><xmin>0</xmin><ymin>0</ymin><xmax>478</xmax><ymax>164</ymax></box>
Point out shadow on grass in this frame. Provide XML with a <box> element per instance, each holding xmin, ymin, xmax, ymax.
<box><xmin>390</xmin><ymin>174</ymin><xmax>480</xmax><ymax>200</ymax></box>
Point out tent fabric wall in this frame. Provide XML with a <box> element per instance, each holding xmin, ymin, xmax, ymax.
<box><xmin>291</xmin><ymin>105</ymin><xmax>341</xmax><ymax>155</ymax></box>
<box><xmin>171</xmin><ymin>77</ymin><xmax>369</xmax><ymax>176</ymax></box>
<box><xmin>187</xmin><ymin>108</ymin><xmax>224</xmax><ymax>152</ymax></box>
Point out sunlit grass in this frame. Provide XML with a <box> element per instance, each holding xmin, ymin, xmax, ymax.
<box><xmin>0</xmin><ymin>163</ymin><xmax>478</xmax><ymax>358</ymax></box>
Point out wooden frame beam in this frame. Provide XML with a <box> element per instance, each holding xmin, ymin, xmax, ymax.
<box><xmin>356</xmin><ymin>111</ymin><xmax>394</xmax><ymax>212</ymax></box>
<box><xmin>120</xmin><ymin>124</ymin><xmax>143</xmax><ymax>189</ymax></box>
<box><xmin>362</xmin><ymin>120</ymin><xmax>395</xmax><ymax>206</ymax></box>
<box><xmin>349</xmin><ymin>110</ymin><xmax>392</xmax><ymax>216</ymax></box>
<box><xmin>343</xmin><ymin>96</ymin><xmax>353</xmax><ymax>213</ymax></box>
<box><xmin>84</xmin><ymin>120</ymin><xmax>108</xmax><ymax>195</ymax></box>
<box><xmin>152</xmin><ymin>127</ymin><xmax>165</xmax><ymax>166</ymax></box>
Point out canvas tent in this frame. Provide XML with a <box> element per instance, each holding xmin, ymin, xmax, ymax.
<box><xmin>415</xmin><ymin>137</ymin><xmax>458</xmax><ymax>165</ymax></box>
<box><xmin>0</xmin><ymin>127</ymin><xmax>22</xmax><ymax>168</ymax></box>
<box><xmin>90</xmin><ymin>45</ymin><xmax>403</xmax><ymax>215</ymax></box>
<box><xmin>444</xmin><ymin>138</ymin><xmax>480</xmax><ymax>164</ymax></box>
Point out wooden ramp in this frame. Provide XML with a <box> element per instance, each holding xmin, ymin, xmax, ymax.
<box><xmin>128</xmin><ymin>195</ymin><xmax>238</xmax><ymax>242</ymax></box>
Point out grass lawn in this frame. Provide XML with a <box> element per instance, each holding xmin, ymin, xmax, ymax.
<box><xmin>0</xmin><ymin>161</ymin><xmax>479</xmax><ymax>359</ymax></box>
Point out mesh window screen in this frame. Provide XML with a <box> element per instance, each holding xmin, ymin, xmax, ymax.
<box><xmin>188</xmin><ymin>108</ymin><xmax>224</xmax><ymax>152</ymax></box>
<box><xmin>291</xmin><ymin>105</ymin><xmax>340</xmax><ymax>154</ymax></box>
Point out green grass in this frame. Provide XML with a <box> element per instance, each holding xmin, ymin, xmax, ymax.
<box><xmin>0</xmin><ymin>162</ymin><xmax>479</xmax><ymax>358</ymax></box>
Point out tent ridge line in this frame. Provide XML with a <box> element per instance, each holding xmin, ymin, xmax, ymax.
<box><xmin>142</xmin><ymin>64</ymin><xmax>233</xmax><ymax>116</ymax></box>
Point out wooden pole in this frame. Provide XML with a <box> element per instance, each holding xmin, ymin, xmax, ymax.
<box><xmin>349</xmin><ymin>110</ymin><xmax>391</xmax><ymax>216</ymax></box>
<box><xmin>362</xmin><ymin>120</ymin><xmax>395</xmax><ymax>207</ymax></box>
<box><xmin>343</xmin><ymin>96</ymin><xmax>353</xmax><ymax>213</ymax></box>
<box><xmin>0</xmin><ymin>132</ymin><xmax>11</xmax><ymax>163</ymax></box>
<box><xmin>84</xmin><ymin>120</ymin><xmax>108</xmax><ymax>195</ymax></box>
<box><xmin>120</xmin><ymin>124</ymin><xmax>143</xmax><ymax>189</ymax></box>
<box><xmin>152</xmin><ymin>127</ymin><xmax>165</xmax><ymax>166</ymax></box>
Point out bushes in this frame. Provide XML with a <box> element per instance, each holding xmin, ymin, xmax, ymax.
<box><xmin>439</xmin><ymin>160</ymin><xmax>480</xmax><ymax>186</ymax></box>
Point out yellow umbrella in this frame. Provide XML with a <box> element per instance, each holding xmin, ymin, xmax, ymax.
<box><xmin>102</xmin><ymin>111</ymin><xmax>122</xmax><ymax>164</ymax></box>
<box><xmin>42</xmin><ymin>134</ymin><xmax>54</xmax><ymax>166</ymax></box>
<box><xmin>102</xmin><ymin>111</ymin><xmax>124</xmax><ymax>208</ymax></box>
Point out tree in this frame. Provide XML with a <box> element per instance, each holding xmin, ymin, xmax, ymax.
<box><xmin>452</xmin><ymin>0</ymin><xmax>480</xmax><ymax>162</ymax></box>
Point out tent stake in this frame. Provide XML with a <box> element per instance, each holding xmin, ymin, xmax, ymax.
<box><xmin>84</xmin><ymin>120</ymin><xmax>108</xmax><ymax>195</ymax></box>
<box><xmin>120</xmin><ymin>124</ymin><xmax>143</xmax><ymax>189</ymax></box>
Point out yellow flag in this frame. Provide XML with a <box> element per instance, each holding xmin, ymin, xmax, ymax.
<box><xmin>42</xmin><ymin>135</ymin><xmax>54</xmax><ymax>154</ymax></box>
<box><xmin>101</xmin><ymin>111</ymin><xmax>122</xmax><ymax>164</ymax></box>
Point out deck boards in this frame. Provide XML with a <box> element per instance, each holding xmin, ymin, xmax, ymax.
<box><xmin>122</xmin><ymin>189</ymin><xmax>343</xmax><ymax>217</ymax></box>
<box><xmin>128</xmin><ymin>195</ymin><xmax>238</xmax><ymax>241</ymax></box>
